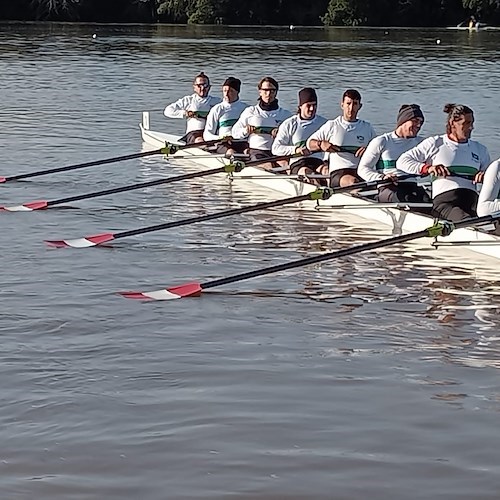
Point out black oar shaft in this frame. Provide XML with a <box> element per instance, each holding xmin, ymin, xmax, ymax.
<box><xmin>111</xmin><ymin>177</ymin><xmax>415</xmax><ymax>240</ymax></box>
<box><xmin>6</xmin><ymin>149</ymin><xmax>163</xmax><ymax>182</ymax></box>
<box><xmin>201</xmin><ymin>229</ymin><xmax>433</xmax><ymax>289</ymax></box>
<box><xmin>115</xmin><ymin>192</ymin><xmax>316</xmax><ymax>240</ymax></box>
<box><xmin>46</xmin><ymin>166</ymin><xmax>225</xmax><ymax>206</ymax></box>
<box><xmin>201</xmin><ymin>214</ymin><xmax>498</xmax><ymax>290</ymax></box>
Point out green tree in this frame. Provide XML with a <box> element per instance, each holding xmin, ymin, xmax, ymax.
<box><xmin>321</xmin><ymin>0</ymin><xmax>364</xmax><ymax>25</ymax></box>
<box><xmin>463</xmin><ymin>0</ymin><xmax>500</xmax><ymax>22</ymax></box>
<box><xmin>30</xmin><ymin>0</ymin><xmax>81</xmax><ymax>20</ymax></box>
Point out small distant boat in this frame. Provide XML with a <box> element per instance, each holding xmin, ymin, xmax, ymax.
<box><xmin>447</xmin><ymin>21</ymin><xmax>491</xmax><ymax>31</ymax></box>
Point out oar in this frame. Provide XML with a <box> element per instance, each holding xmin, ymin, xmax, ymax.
<box><xmin>45</xmin><ymin>176</ymin><xmax>389</xmax><ymax>248</ymax></box>
<box><xmin>118</xmin><ymin>213</ymin><xmax>500</xmax><ymax>300</ymax></box>
<box><xmin>0</xmin><ymin>139</ymin><xmax>222</xmax><ymax>184</ymax></box>
<box><xmin>3</xmin><ymin>153</ymin><xmax>297</xmax><ymax>212</ymax></box>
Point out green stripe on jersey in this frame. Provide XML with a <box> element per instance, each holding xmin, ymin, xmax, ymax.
<box><xmin>339</xmin><ymin>145</ymin><xmax>359</xmax><ymax>153</ymax></box>
<box><xmin>375</xmin><ymin>159</ymin><xmax>396</xmax><ymax>171</ymax></box>
<box><xmin>193</xmin><ymin>110</ymin><xmax>209</xmax><ymax>119</ymax></box>
<box><xmin>448</xmin><ymin>165</ymin><xmax>478</xmax><ymax>176</ymax></box>
<box><xmin>254</xmin><ymin>126</ymin><xmax>275</xmax><ymax>134</ymax></box>
<box><xmin>294</xmin><ymin>140</ymin><xmax>307</xmax><ymax>147</ymax></box>
<box><xmin>219</xmin><ymin>118</ymin><xmax>237</xmax><ymax>128</ymax></box>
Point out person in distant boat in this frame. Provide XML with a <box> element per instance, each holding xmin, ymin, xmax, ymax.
<box><xmin>163</xmin><ymin>72</ymin><xmax>221</xmax><ymax>144</ymax></box>
<box><xmin>306</xmin><ymin>89</ymin><xmax>376</xmax><ymax>188</ymax></box>
<box><xmin>397</xmin><ymin>103</ymin><xmax>490</xmax><ymax>221</ymax></box>
<box><xmin>203</xmin><ymin>77</ymin><xmax>248</xmax><ymax>156</ymax></box>
<box><xmin>271</xmin><ymin>87</ymin><xmax>328</xmax><ymax>186</ymax></box>
<box><xmin>231</xmin><ymin>76</ymin><xmax>291</xmax><ymax>167</ymax></box>
<box><xmin>358</xmin><ymin>104</ymin><xmax>430</xmax><ymax>204</ymax></box>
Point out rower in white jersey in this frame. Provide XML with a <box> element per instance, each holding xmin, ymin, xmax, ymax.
<box><xmin>358</xmin><ymin>104</ymin><xmax>430</xmax><ymax>204</ymax></box>
<box><xmin>397</xmin><ymin>103</ymin><xmax>490</xmax><ymax>222</ymax></box>
<box><xmin>163</xmin><ymin>72</ymin><xmax>221</xmax><ymax>144</ymax></box>
<box><xmin>306</xmin><ymin>89</ymin><xmax>376</xmax><ymax>188</ymax></box>
<box><xmin>272</xmin><ymin>87</ymin><xmax>328</xmax><ymax>186</ymax></box>
<box><xmin>477</xmin><ymin>158</ymin><xmax>500</xmax><ymax>219</ymax></box>
<box><xmin>231</xmin><ymin>76</ymin><xmax>291</xmax><ymax>167</ymax></box>
<box><xmin>203</xmin><ymin>77</ymin><xmax>248</xmax><ymax>156</ymax></box>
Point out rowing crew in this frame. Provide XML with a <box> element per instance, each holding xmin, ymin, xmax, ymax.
<box><xmin>163</xmin><ymin>72</ymin><xmax>500</xmax><ymax>229</ymax></box>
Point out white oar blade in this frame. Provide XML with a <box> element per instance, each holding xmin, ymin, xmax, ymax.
<box><xmin>45</xmin><ymin>232</ymin><xmax>115</xmax><ymax>248</ymax></box>
<box><xmin>119</xmin><ymin>282</ymin><xmax>202</xmax><ymax>300</ymax></box>
<box><xmin>0</xmin><ymin>200</ymin><xmax>48</xmax><ymax>212</ymax></box>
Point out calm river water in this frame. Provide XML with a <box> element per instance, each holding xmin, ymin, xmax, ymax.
<box><xmin>1</xmin><ymin>22</ymin><xmax>500</xmax><ymax>499</ymax></box>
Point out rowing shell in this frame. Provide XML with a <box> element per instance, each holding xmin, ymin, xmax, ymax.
<box><xmin>140</xmin><ymin>112</ymin><xmax>500</xmax><ymax>261</ymax></box>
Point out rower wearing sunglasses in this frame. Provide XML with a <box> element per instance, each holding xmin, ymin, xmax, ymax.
<box><xmin>163</xmin><ymin>72</ymin><xmax>221</xmax><ymax>144</ymax></box>
<box><xmin>231</xmin><ymin>77</ymin><xmax>291</xmax><ymax>167</ymax></box>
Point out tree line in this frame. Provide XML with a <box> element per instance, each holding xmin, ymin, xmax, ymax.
<box><xmin>1</xmin><ymin>0</ymin><xmax>499</xmax><ymax>25</ymax></box>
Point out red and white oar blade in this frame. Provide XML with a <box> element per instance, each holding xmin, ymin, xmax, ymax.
<box><xmin>0</xmin><ymin>200</ymin><xmax>48</xmax><ymax>212</ymax></box>
<box><xmin>45</xmin><ymin>232</ymin><xmax>115</xmax><ymax>248</ymax></box>
<box><xmin>119</xmin><ymin>282</ymin><xmax>202</xmax><ymax>300</ymax></box>
<box><xmin>0</xmin><ymin>177</ymin><xmax>6</xmax><ymax>184</ymax></box>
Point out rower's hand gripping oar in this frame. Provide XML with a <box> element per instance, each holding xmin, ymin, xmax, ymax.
<box><xmin>118</xmin><ymin>213</ymin><xmax>500</xmax><ymax>300</ymax></box>
<box><xmin>0</xmin><ymin>139</ymin><xmax>221</xmax><ymax>184</ymax></box>
<box><xmin>2</xmin><ymin>153</ymin><xmax>298</xmax><ymax>212</ymax></box>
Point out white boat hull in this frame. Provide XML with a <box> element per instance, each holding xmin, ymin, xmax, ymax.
<box><xmin>139</xmin><ymin>113</ymin><xmax>500</xmax><ymax>261</ymax></box>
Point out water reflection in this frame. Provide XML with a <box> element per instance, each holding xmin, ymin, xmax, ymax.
<box><xmin>3</xmin><ymin>23</ymin><xmax>500</xmax><ymax>499</ymax></box>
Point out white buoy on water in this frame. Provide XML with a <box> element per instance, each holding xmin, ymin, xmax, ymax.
<box><xmin>436</xmin><ymin>39</ymin><xmax>441</xmax><ymax>45</ymax></box>
<box><xmin>289</xmin><ymin>25</ymin><xmax>295</xmax><ymax>31</ymax></box>
<box><xmin>92</xmin><ymin>33</ymin><xmax>97</xmax><ymax>39</ymax></box>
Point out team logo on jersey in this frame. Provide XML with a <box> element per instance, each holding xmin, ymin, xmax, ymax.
<box><xmin>471</xmin><ymin>152</ymin><xmax>479</xmax><ymax>162</ymax></box>
<box><xmin>357</xmin><ymin>135</ymin><xmax>364</xmax><ymax>142</ymax></box>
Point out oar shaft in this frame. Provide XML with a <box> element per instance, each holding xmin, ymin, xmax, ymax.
<box><xmin>115</xmin><ymin>192</ymin><xmax>314</xmax><ymax>240</ymax></box>
<box><xmin>46</xmin><ymin>166</ymin><xmax>225</xmax><ymax>206</ymax></box>
<box><xmin>201</xmin><ymin>214</ymin><xmax>498</xmax><ymax>290</ymax></box>
<box><xmin>6</xmin><ymin>148</ymin><xmax>163</xmax><ymax>182</ymax></box>
<box><xmin>201</xmin><ymin>229</ymin><xmax>432</xmax><ymax>289</ymax></box>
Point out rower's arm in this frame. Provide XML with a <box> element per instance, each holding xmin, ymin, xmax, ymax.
<box><xmin>203</xmin><ymin>106</ymin><xmax>220</xmax><ymax>141</ymax></box>
<box><xmin>357</xmin><ymin>136</ymin><xmax>385</xmax><ymax>182</ymax></box>
<box><xmin>477</xmin><ymin>159</ymin><xmax>500</xmax><ymax>216</ymax></box>
<box><xmin>271</xmin><ymin>121</ymin><xmax>295</xmax><ymax>157</ymax></box>
<box><xmin>164</xmin><ymin>96</ymin><xmax>190</xmax><ymax>119</ymax></box>
<box><xmin>231</xmin><ymin>110</ymin><xmax>250</xmax><ymax>140</ymax></box>
<box><xmin>306</xmin><ymin>122</ymin><xmax>332</xmax><ymax>152</ymax></box>
<box><xmin>396</xmin><ymin>137</ymin><xmax>434</xmax><ymax>175</ymax></box>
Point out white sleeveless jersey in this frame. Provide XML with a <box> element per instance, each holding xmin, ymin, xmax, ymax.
<box><xmin>231</xmin><ymin>104</ymin><xmax>292</xmax><ymax>150</ymax></box>
<box><xmin>477</xmin><ymin>159</ymin><xmax>500</xmax><ymax>216</ymax></box>
<box><xmin>397</xmin><ymin>134</ymin><xmax>491</xmax><ymax>198</ymax></box>
<box><xmin>306</xmin><ymin>116</ymin><xmax>376</xmax><ymax>172</ymax></box>
<box><xmin>272</xmin><ymin>114</ymin><xmax>327</xmax><ymax>164</ymax></box>
<box><xmin>203</xmin><ymin>100</ymin><xmax>248</xmax><ymax>141</ymax></box>
<box><xmin>358</xmin><ymin>132</ymin><xmax>423</xmax><ymax>182</ymax></box>
<box><xmin>164</xmin><ymin>93</ymin><xmax>221</xmax><ymax>133</ymax></box>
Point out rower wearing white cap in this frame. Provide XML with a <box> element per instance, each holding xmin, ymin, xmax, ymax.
<box><xmin>231</xmin><ymin>76</ymin><xmax>292</xmax><ymax>166</ymax></box>
<box><xmin>164</xmin><ymin>72</ymin><xmax>221</xmax><ymax>144</ymax></box>
<box><xmin>272</xmin><ymin>87</ymin><xmax>328</xmax><ymax>185</ymax></box>
<box><xmin>358</xmin><ymin>104</ymin><xmax>430</xmax><ymax>203</ymax></box>
<box><xmin>203</xmin><ymin>77</ymin><xmax>248</xmax><ymax>156</ymax></box>
<box><xmin>397</xmin><ymin>103</ymin><xmax>490</xmax><ymax>221</ymax></box>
